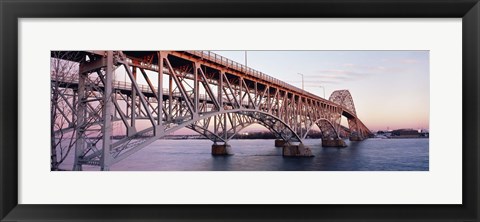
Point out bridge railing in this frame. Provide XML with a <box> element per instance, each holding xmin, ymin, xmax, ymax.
<box><xmin>51</xmin><ymin>72</ymin><xmax>155</xmax><ymax>94</ymax></box>
<box><xmin>186</xmin><ymin>51</ymin><xmax>322</xmax><ymax>101</ymax></box>
<box><xmin>51</xmin><ymin>72</ymin><xmax>216</xmax><ymax>103</ymax></box>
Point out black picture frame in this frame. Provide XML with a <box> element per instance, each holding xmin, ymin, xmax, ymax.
<box><xmin>1</xmin><ymin>0</ymin><xmax>479</xmax><ymax>221</ymax></box>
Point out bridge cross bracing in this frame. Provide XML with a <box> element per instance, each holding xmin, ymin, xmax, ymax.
<box><xmin>51</xmin><ymin>51</ymin><xmax>372</xmax><ymax>170</ymax></box>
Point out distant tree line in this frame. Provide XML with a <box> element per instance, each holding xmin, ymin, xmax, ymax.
<box><xmin>377</xmin><ymin>129</ymin><xmax>429</xmax><ymax>138</ymax></box>
<box><xmin>232</xmin><ymin>130</ymin><xmax>324</xmax><ymax>139</ymax></box>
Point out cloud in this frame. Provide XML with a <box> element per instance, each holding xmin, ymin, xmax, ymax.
<box><xmin>304</xmin><ymin>69</ymin><xmax>372</xmax><ymax>84</ymax></box>
<box><xmin>400</xmin><ymin>59</ymin><xmax>420</xmax><ymax>64</ymax></box>
<box><xmin>382</xmin><ymin>57</ymin><xmax>423</xmax><ymax>64</ymax></box>
<box><xmin>285</xmin><ymin>61</ymin><xmax>409</xmax><ymax>86</ymax></box>
<box><xmin>304</xmin><ymin>81</ymin><xmax>338</xmax><ymax>86</ymax></box>
<box><xmin>285</xmin><ymin>79</ymin><xmax>339</xmax><ymax>87</ymax></box>
<box><xmin>299</xmin><ymin>63</ymin><xmax>407</xmax><ymax>85</ymax></box>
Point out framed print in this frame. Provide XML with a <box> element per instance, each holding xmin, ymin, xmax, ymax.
<box><xmin>1</xmin><ymin>0</ymin><xmax>479</xmax><ymax>221</ymax></box>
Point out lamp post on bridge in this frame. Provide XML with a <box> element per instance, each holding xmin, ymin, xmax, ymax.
<box><xmin>297</xmin><ymin>73</ymin><xmax>306</xmax><ymax>139</ymax></box>
<box><xmin>297</xmin><ymin>73</ymin><xmax>304</xmax><ymax>92</ymax></box>
<box><xmin>318</xmin><ymin>84</ymin><xmax>326</xmax><ymax>99</ymax></box>
<box><xmin>245</xmin><ymin>51</ymin><xmax>247</xmax><ymax>67</ymax></box>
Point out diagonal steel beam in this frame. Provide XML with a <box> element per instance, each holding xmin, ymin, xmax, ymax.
<box><xmin>240</xmin><ymin>79</ymin><xmax>256</xmax><ymax>109</ymax></box>
<box><xmin>164</xmin><ymin>58</ymin><xmax>195</xmax><ymax>115</ymax></box>
<box><xmin>197</xmin><ymin>67</ymin><xmax>220</xmax><ymax>110</ymax></box>
<box><xmin>121</xmin><ymin>63</ymin><xmax>156</xmax><ymax>129</ymax></box>
<box><xmin>221</xmin><ymin>72</ymin><xmax>241</xmax><ymax>109</ymax></box>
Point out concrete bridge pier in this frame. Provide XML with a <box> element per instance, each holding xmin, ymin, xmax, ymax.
<box><xmin>283</xmin><ymin>143</ymin><xmax>314</xmax><ymax>157</ymax></box>
<box><xmin>349</xmin><ymin>136</ymin><xmax>365</xmax><ymax>141</ymax></box>
<box><xmin>274</xmin><ymin>139</ymin><xmax>287</xmax><ymax>147</ymax></box>
<box><xmin>212</xmin><ymin>143</ymin><xmax>233</xmax><ymax>155</ymax></box>
<box><xmin>322</xmin><ymin>138</ymin><xmax>347</xmax><ymax>147</ymax></box>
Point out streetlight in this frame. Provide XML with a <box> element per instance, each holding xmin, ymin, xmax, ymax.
<box><xmin>297</xmin><ymin>73</ymin><xmax>304</xmax><ymax>137</ymax></box>
<box><xmin>297</xmin><ymin>73</ymin><xmax>304</xmax><ymax>91</ymax></box>
<box><xmin>245</xmin><ymin>51</ymin><xmax>247</xmax><ymax>66</ymax></box>
<box><xmin>318</xmin><ymin>85</ymin><xmax>326</xmax><ymax>99</ymax></box>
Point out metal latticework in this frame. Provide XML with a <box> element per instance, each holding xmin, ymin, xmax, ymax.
<box><xmin>329</xmin><ymin>90</ymin><xmax>371</xmax><ymax>140</ymax></box>
<box><xmin>329</xmin><ymin>90</ymin><xmax>356</xmax><ymax>115</ymax></box>
<box><xmin>51</xmin><ymin>51</ymin><xmax>372</xmax><ymax>170</ymax></box>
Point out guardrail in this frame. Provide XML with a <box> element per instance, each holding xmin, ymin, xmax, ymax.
<box><xmin>186</xmin><ymin>51</ymin><xmax>322</xmax><ymax>100</ymax></box>
<box><xmin>51</xmin><ymin>73</ymin><xmax>215</xmax><ymax>102</ymax></box>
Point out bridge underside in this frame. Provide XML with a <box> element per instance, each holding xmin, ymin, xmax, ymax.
<box><xmin>51</xmin><ymin>51</ymin><xmax>372</xmax><ymax>170</ymax></box>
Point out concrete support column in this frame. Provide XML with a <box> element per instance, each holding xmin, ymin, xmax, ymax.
<box><xmin>283</xmin><ymin>143</ymin><xmax>314</xmax><ymax>157</ymax></box>
<box><xmin>274</xmin><ymin>139</ymin><xmax>287</xmax><ymax>147</ymax></box>
<box><xmin>322</xmin><ymin>138</ymin><xmax>347</xmax><ymax>147</ymax></box>
<box><xmin>212</xmin><ymin>143</ymin><xmax>233</xmax><ymax>155</ymax></box>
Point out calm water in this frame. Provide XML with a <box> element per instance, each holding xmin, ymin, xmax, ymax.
<box><xmin>62</xmin><ymin>138</ymin><xmax>429</xmax><ymax>171</ymax></box>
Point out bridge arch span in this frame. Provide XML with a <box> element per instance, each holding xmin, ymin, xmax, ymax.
<box><xmin>188</xmin><ymin>120</ymin><xmax>289</xmax><ymax>144</ymax></box>
<box><xmin>303</xmin><ymin>118</ymin><xmax>340</xmax><ymax>140</ymax></box>
<box><xmin>330</xmin><ymin>90</ymin><xmax>356</xmax><ymax>115</ymax></box>
<box><xmin>163</xmin><ymin>109</ymin><xmax>302</xmax><ymax>142</ymax></box>
<box><xmin>329</xmin><ymin>90</ymin><xmax>372</xmax><ymax>139</ymax></box>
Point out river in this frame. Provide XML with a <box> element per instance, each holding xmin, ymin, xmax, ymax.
<box><xmin>59</xmin><ymin>138</ymin><xmax>429</xmax><ymax>171</ymax></box>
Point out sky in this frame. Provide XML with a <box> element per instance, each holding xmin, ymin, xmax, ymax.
<box><xmin>211</xmin><ymin>50</ymin><xmax>429</xmax><ymax>132</ymax></box>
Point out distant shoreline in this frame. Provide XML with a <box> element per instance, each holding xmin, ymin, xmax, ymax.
<box><xmin>375</xmin><ymin>135</ymin><xmax>429</xmax><ymax>139</ymax></box>
<box><xmin>383</xmin><ymin>137</ymin><xmax>429</xmax><ymax>139</ymax></box>
<box><xmin>160</xmin><ymin>137</ymin><xmax>429</xmax><ymax>140</ymax></box>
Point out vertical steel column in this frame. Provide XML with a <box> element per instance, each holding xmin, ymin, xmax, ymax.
<box><xmin>254</xmin><ymin>82</ymin><xmax>258</xmax><ymax>108</ymax></box>
<box><xmin>217</xmin><ymin>71</ymin><xmax>225</xmax><ymax>141</ymax></box>
<box><xmin>239</xmin><ymin>77</ymin><xmax>243</xmax><ymax>107</ymax></box>
<box><xmin>223</xmin><ymin>112</ymin><xmax>227</xmax><ymax>140</ymax></box>
<box><xmin>285</xmin><ymin>93</ymin><xmax>289</xmax><ymax>122</ymax></box>
<box><xmin>168</xmin><ymin>62</ymin><xmax>173</xmax><ymax>121</ymax></box>
<box><xmin>194</xmin><ymin>63</ymin><xmax>199</xmax><ymax>115</ymax></box>
<box><xmin>126</xmin><ymin>96</ymin><xmax>129</xmax><ymax>118</ymax></box>
<box><xmin>72</xmin><ymin>90</ymin><xmax>77</xmax><ymax>126</ymax></box>
<box><xmin>158</xmin><ymin>52</ymin><xmax>164</xmax><ymax>126</ymax></box>
<box><xmin>298</xmin><ymin>95</ymin><xmax>302</xmax><ymax>137</ymax></box>
<box><xmin>266</xmin><ymin>88</ymin><xmax>270</xmax><ymax>113</ymax></box>
<box><xmin>131</xmin><ymin>66</ymin><xmax>137</xmax><ymax>130</ymax></box>
<box><xmin>100</xmin><ymin>51</ymin><xmax>114</xmax><ymax>171</ymax></box>
<box><xmin>73</xmin><ymin>72</ymin><xmax>86</xmax><ymax>171</ymax></box>
<box><xmin>218</xmin><ymin>71</ymin><xmax>223</xmax><ymax>110</ymax></box>
<box><xmin>213</xmin><ymin>115</ymin><xmax>218</xmax><ymax>144</ymax></box>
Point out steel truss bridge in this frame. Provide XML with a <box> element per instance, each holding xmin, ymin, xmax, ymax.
<box><xmin>51</xmin><ymin>51</ymin><xmax>372</xmax><ymax>170</ymax></box>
